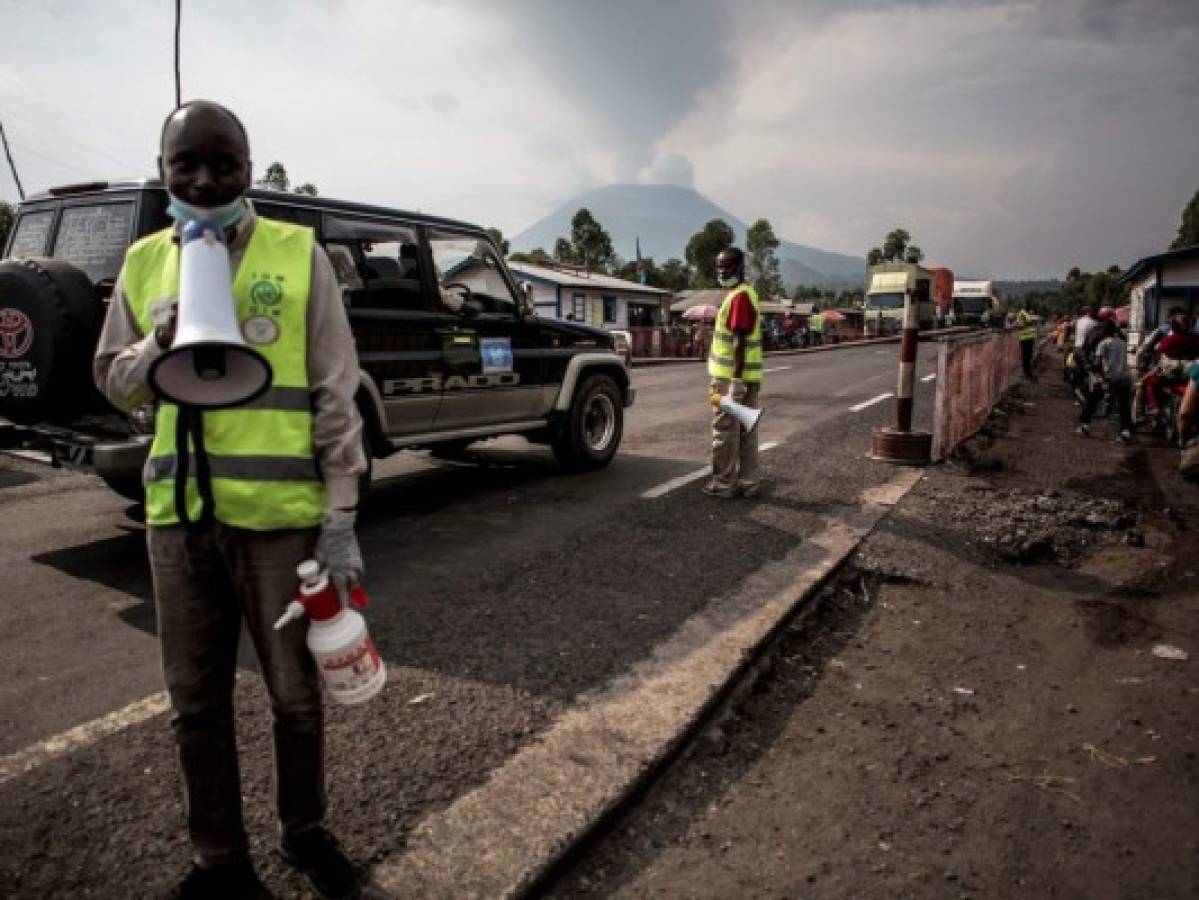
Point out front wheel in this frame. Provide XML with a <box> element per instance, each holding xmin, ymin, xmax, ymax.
<box><xmin>552</xmin><ymin>373</ymin><xmax>623</xmax><ymax>471</ymax></box>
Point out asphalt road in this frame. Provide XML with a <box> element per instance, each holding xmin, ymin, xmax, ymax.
<box><xmin>0</xmin><ymin>342</ymin><xmax>941</xmax><ymax>897</ymax></box>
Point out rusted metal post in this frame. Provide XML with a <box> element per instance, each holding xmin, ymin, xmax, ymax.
<box><xmin>896</xmin><ymin>292</ymin><xmax>919</xmax><ymax>431</ymax></box>
<box><xmin>871</xmin><ymin>291</ymin><xmax>932</xmax><ymax>465</ymax></box>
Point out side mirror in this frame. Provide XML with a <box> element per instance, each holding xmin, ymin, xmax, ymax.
<box><xmin>520</xmin><ymin>281</ymin><xmax>537</xmax><ymax>317</ymax></box>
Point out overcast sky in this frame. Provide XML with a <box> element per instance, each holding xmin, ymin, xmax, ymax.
<box><xmin>2</xmin><ymin>0</ymin><xmax>1196</xmax><ymax>277</ymax></box>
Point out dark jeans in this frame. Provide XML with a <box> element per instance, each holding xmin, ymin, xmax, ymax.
<box><xmin>1080</xmin><ymin>377</ymin><xmax>1133</xmax><ymax>431</ymax></box>
<box><xmin>1020</xmin><ymin>338</ymin><xmax>1036</xmax><ymax>379</ymax></box>
<box><xmin>148</xmin><ymin>524</ymin><xmax>323</xmax><ymax>866</ymax></box>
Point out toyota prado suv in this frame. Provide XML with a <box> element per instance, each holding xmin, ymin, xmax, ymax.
<box><xmin>0</xmin><ymin>180</ymin><xmax>633</xmax><ymax>499</ymax></box>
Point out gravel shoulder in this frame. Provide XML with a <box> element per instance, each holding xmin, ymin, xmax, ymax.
<box><xmin>547</xmin><ymin>354</ymin><xmax>1199</xmax><ymax>899</ymax></box>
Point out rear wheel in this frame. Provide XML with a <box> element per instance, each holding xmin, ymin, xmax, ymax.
<box><xmin>552</xmin><ymin>372</ymin><xmax>623</xmax><ymax>471</ymax></box>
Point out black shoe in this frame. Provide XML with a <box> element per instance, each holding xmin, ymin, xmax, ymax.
<box><xmin>166</xmin><ymin>861</ymin><xmax>270</xmax><ymax>900</ymax></box>
<box><xmin>279</xmin><ymin>828</ymin><xmax>363</xmax><ymax>900</ymax></box>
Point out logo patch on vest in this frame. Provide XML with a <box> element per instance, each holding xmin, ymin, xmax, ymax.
<box><xmin>250</xmin><ymin>277</ymin><xmax>283</xmax><ymax>307</ymax></box>
<box><xmin>242</xmin><ymin>315</ymin><xmax>280</xmax><ymax>345</ymax></box>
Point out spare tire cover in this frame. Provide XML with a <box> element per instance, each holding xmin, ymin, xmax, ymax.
<box><xmin>0</xmin><ymin>258</ymin><xmax>103</xmax><ymax>424</ymax></box>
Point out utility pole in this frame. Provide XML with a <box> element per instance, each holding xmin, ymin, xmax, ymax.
<box><xmin>0</xmin><ymin>119</ymin><xmax>25</xmax><ymax>200</ymax></box>
<box><xmin>174</xmin><ymin>0</ymin><xmax>182</xmax><ymax>107</ymax></box>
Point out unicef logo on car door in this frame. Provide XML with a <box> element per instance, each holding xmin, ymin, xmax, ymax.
<box><xmin>0</xmin><ymin>308</ymin><xmax>34</xmax><ymax>359</ymax></box>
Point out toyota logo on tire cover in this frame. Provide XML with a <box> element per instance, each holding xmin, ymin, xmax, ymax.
<box><xmin>0</xmin><ymin>308</ymin><xmax>34</xmax><ymax>359</ymax></box>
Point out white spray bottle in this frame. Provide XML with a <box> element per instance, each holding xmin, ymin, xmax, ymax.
<box><xmin>274</xmin><ymin>560</ymin><xmax>386</xmax><ymax>705</ymax></box>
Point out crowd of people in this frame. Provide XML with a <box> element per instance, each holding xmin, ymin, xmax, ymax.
<box><xmin>1049</xmin><ymin>304</ymin><xmax>1199</xmax><ymax>456</ymax></box>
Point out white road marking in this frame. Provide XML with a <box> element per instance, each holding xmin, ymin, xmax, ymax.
<box><xmin>764</xmin><ymin>366</ymin><xmax>791</xmax><ymax>373</ymax></box>
<box><xmin>0</xmin><ymin>691</ymin><xmax>171</xmax><ymax>785</ymax></box>
<box><xmin>641</xmin><ymin>441</ymin><xmax>781</xmax><ymax>499</ymax></box>
<box><xmin>922</xmin><ymin>373</ymin><xmax>936</xmax><ymax>382</ymax></box>
<box><xmin>849</xmin><ymin>392</ymin><xmax>893</xmax><ymax>412</ymax></box>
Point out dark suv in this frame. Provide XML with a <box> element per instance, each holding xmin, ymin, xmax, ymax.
<box><xmin>0</xmin><ymin>180</ymin><xmax>633</xmax><ymax>498</ymax></box>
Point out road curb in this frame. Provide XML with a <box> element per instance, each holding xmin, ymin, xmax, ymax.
<box><xmin>630</xmin><ymin>327</ymin><xmax>977</xmax><ymax>367</ymax></box>
<box><xmin>372</xmin><ymin>470</ymin><xmax>924</xmax><ymax>899</ymax></box>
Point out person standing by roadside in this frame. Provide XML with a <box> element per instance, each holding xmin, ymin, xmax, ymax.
<box><xmin>1072</xmin><ymin>305</ymin><xmax>1098</xmax><ymax>360</ymax></box>
<box><xmin>810</xmin><ymin>308</ymin><xmax>824</xmax><ymax>346</ymax></box>
<box><xmin>1077</xmin><ymin>318</ymin><xmax>1134</xmax><ymax>443</ymax></box>
<box><xmin>705</xmin><ymin>247</ymin><xmax>763</xmax><ymax>498</ymax></box>
<box><xmin>1016</xmin><ymin>302</ymin><xmax>1039</xmax><ymax>380</ymax></box>
<box><xmin>94</xmin><ymin>101</ymin><xmax>369</xmax><ymax>900</ymax></box>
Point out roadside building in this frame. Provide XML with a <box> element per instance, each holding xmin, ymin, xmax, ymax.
<box><xmin>1118</xmin><ymin>244</ymin><xmax>1199</xmax><ymax>350</ymax></box>
<box><xmin>507</xmin><ymin>262</ymin><xmax>672</xmax><ymax>326</ymax></box>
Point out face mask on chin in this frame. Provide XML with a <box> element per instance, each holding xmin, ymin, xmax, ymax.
<box><xmin>166</xmin><ymin>193</ymin><xmax>247</xmax><ymax>230</ymax></box>
<box><xmin>718</xmin><ymin>274</ymin><xmax>739</xmax><ymax>288</ymax></box>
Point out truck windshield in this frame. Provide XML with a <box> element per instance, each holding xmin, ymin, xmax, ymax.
<box><xmin>864</xmin><ymin>292</ymin><xmax>905</xmax><ymax>310</ymax></box>
<box><xmin>955</xmin><ymin>297</ymin><xmax>990</xmax><ymax>314</ymax></box>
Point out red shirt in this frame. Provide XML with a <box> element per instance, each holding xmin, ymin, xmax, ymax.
<box><xmin>1159</xmin><ymin>331</ymin><xmax>1199</xmax><ymax>359</ymax></box>
<box><xmin>725</xmin><ymin>289</ymin><xmax>757</xmax><ymax>333</ymax></box>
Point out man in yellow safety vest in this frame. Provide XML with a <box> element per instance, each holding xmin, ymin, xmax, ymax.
<box><xmin>810</xmin><ymin>309</ymin><xmax>824</xmax><ymax>346</ymax></box>
<box><xmin>1017</xmin><ymin>303</ymin><xmax>1040</xmax><ymax>380</ymax></box>
<box><xmin>94</xmin><ymin>101</ymin><xmax>368</xmax><ymax>900</ymax></box>
<box><xmin>705</xmin><ymin>247</ymin><xmax>763</xmax><ymax>498</ymax></box>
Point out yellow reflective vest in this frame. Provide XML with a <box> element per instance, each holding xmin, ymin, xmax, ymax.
<box><xmin>810</xmin><ymin>311</ymin><xmax>824</xmax><ymax>332</ymax></box>
<box><xmin>1017</xmin><ymin>309</ymin><xmax>1038</xmax><ymax>341</ymax></box>
<box><xmin>708</xmin><ymin>283</ymin><xmax>763</xmax><ymax>383</ymax></box>
<box><xmin>123</xmin><ymin>218</ymin><xmax>325</xmax><ymax>530</ymax></box>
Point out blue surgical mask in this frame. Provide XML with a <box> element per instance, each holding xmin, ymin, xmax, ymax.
<box><xmin>719</xmin><ymin>274</ymin><xmax>739</xmax><ymax>288</ymax></box>
<box><xmin>166</xmin><ymin>193</ymin><xmax>247</xmax><ymax>230</ymax></box>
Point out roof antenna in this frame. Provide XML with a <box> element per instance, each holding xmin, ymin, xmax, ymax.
<box><xmin>0</xmin><ymin>118</ymin><xmax>24</xmax><ymax>200</ymax></box>
<box><xmin>174</xmin><ymin>0</ymin><xmax>183</xmax><ymax>107</ymax></box>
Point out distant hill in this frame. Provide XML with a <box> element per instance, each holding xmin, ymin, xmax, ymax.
<box><xmin>511</xmin><ymin>184</ymin><xmax>864</xmax><ymax>288</ymax></box>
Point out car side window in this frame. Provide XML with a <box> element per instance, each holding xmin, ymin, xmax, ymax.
<box><xmin>51</xmin><ymin>202</ymin><xmax>136</xmax><ymax>282</ymax></box>
<box><xmin>6</xmin><ymin>210</ymin><xmax>55</xmax><ymax>258</ymax></box>
<box><xmin>321</xmin><ymin>216</ymin><xmax>427</xmax><ymax>312</ymax></box>
<box><xmin>427</xmin><ymin>229</ymin><xmax>516</xmax><ymax>318</ymax></box>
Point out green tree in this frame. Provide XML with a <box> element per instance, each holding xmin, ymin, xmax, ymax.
<box><xmin>255</xmin><ymin>161</ymin><xmax>319</xmax><ymax>196</ymax></box>
<box><xmin>553</xmin><ymin>237</ymin><xmax>576</xmax><ymax>264</ymax></box>
<box><xmin>684</xmin><ymin>218</ymin><xmax>735</xmax><ymax>287</ymax></box>
<box><xmin>256</xmin><ymin>161</ymin><xmax>290</xmax><ymax>191</ymax></box>
<box><xmin>867</xmin><ymin>246</ymin><xmax>883</xmax><ymax>266</ymax></box>
<box><xmin>904</xmin><ymin>245</ymin><xmax>924</xmax><ymax>264</ymax></box>
<box><xmin>568</xmin><ymin>208</ymin><xmax>614</xmax><ymax>271</ymax></box>
<box><xmin>510</xmin><ymin>247</ymin><xmax>551</xmax><ymax>265</ymax></box>
<box><xmin>0</xmin><ymin>199</ymin><xmax>13</xmax><ymax>250</ymax></box>
<box><xmin>1170</xmin><ymin>187</ymin><xmax>1199</xmax><ymax>250</ymax></box>
<box><xmin>485</xmin><ymin>227</ymin><xmax>510</xmax><ymax>256</ymax></box>
<box><xmin>882</xmin><ymin>228</ymin><xmax>911</xmax><ymax>262</ymax></box>
<box><xmin>746</xmin><ymin>218</ymin><xmax>784</xmax><ymax>299</ymax></box>
<box><xmin>658</xmin><ymin>258</ymin><xmax>691</xmax><ymax>292</ymax></box>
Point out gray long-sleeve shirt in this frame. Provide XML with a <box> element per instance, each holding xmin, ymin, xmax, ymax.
<box><xmin>93</xmin><ymin>206</ymin><xmax>366</xmax><ymax>511</ymax></box>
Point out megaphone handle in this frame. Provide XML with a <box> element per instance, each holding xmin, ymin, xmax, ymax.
<box><xmin>174</xmin><ymin>406</ymin><xmax>216</xmax><ymax>532</ymax></box>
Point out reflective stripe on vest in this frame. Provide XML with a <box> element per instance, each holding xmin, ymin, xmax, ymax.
<box><xmin>708</xmin><ymin>283</ymin><xmax>764</xmax><ymax>383</ymax></box>
<box><xmin>123</xmin><ymin>218</ymin><xmax>324</xmax><ymax>530</ymax></box>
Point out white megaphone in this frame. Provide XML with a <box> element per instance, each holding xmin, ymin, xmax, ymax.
<box><xmin>710</xmin><ymin>391</ymin><xmax>763</xmax><ymax>432</ymax></box>
<box><xmin>148</xmin><ymin>219</ymin><xmax>272</xmax><ymax>408</ymax></box>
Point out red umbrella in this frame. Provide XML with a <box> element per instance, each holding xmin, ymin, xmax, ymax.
<box><xmin>819</xmin><ymin>309</ymin><xmax>846</xmax><ymax>323</ymax></box>
<box><xmin>682</xmin><ymin>304</ymin><xmax>718</xmax><ymax>321</ymax></box>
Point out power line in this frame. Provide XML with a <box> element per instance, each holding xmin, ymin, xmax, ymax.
<box><xmin>175</xmin><ymin>0</ymin><xmax>182</xmax><ymax>107</ymax></box>
<box><xmin>0</xmin><ymin>118</ymin><xmax>24</xmax><ymax>200</ymax></box>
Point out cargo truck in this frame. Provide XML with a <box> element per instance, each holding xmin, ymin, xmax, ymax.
<box><xmin>950</xmin><ymin>279</ymin><xmax>998</xmax><ymax>326</ymax></box>
<box><xmin>863</xmin><ymin>262</ymin><xmax>938</xmax><ymax>334</ymax></box>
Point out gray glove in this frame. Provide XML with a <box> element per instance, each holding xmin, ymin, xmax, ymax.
<box><xmin>729</xmin><ymin>379</ymin><xmax>749</xmax><ymax>402</ymax></box>
<box><xmin>315</xmin><ymin>508</ymin><xmax>363</xmax><ymax>603</ymax></box>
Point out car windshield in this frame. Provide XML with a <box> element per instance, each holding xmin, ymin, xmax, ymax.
<box><xmin>864</xmin><ymin>292</ymin><xmax>905</xmax><ymax>310</ymax></box>
<box><xmin>955</xmin><ymin>296</ymin><xmax>990</xmax><ymax>313</ymax></box>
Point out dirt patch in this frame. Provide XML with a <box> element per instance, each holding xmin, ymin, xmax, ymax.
<box><xmin>546</xmin><ymin>352</ymin><xmax>1199</xmax><ymax>899</ymax></box>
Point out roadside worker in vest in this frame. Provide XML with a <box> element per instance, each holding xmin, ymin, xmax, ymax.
<box><xmin>705</xmin><ymin>247</ymin><xmax>763</xmax><ymax>498</ymax></box>
<box><xmin>94</xmin><ymin>101</ymin><xmax>368</xmax><ymax>900</ymax></box>
<box><xmin>810</xmin><ymin>308</ymin><xmax>824</xmax><ymax>346</ymax></box>
<box><xmin>1017</xmin><ymin>303</ymin><xmax>1039</xmax><ymax>380</ymax></box>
